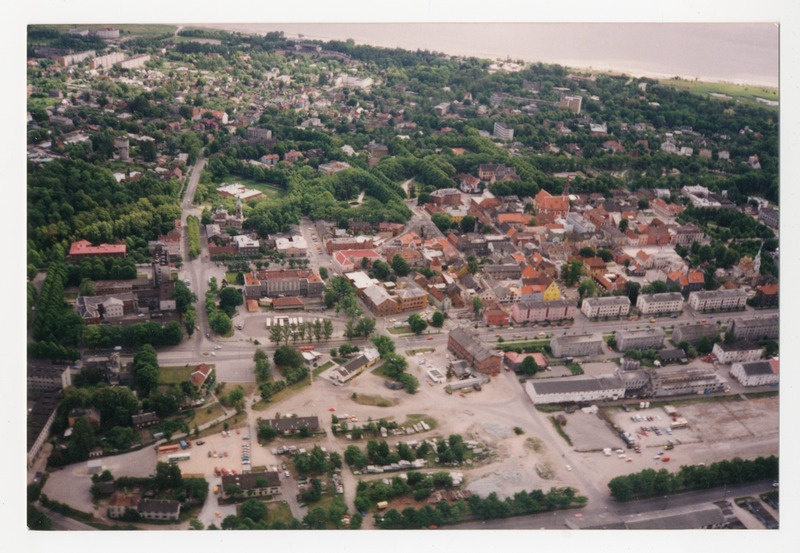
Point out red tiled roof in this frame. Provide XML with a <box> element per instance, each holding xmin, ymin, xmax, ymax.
<box><xmin>69</xmin><ymin>239</ymin><xmax>126</xmax><ymax>256</ymax></box>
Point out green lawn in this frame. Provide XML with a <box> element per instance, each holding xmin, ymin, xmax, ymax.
<box><xmin>313</xmin><ymin>361</ymin><xmax>334</xmax><ymax>377</ymax></box>
<box><xmin>159</xmin><ymin>365</ymin><xmax>195</xmax><ymax>384</ymax></box>
<box><xmin>406</xmin><ymin>348</ymin><xmax>435</xmax><ymax>356</ymax></box>
<box><xmin>30</xmin><ymin>24</ymin><xmax>177</xmax><ymax>38</ymax></box>
<box><xmin>265</xmin><ymin>501</ymin><xmax>294</xmax><ymax>525</ymax></box>
<box><xmin>190</xmin><ymin>402</ymin><xmax>226</xmax><ymax>428</ymax></box>
<box><xmin>387</xmin><ymin>325</ymin><xmax>412</xmax><ymax>335</ymax></box>
<box><xmin>215</xmin><ymin>176</ymin><xmax>285</xmax><ymax>198</ymax></box>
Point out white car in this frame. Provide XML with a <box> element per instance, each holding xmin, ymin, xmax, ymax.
<box><xmin>565</xmin><ymin>464</ymin><xmax>572</xmax><ymax>472</ymax></box>
<box><xmin>214</xmin><ymin>345</ymin><xmax>222</xmax><ymax>350</ymax></box>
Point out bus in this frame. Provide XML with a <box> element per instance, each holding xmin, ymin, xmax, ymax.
<box><xmin>168</xmin><ymin>453</ymin><xmax>191</xmax><ymax>464</ymax></box>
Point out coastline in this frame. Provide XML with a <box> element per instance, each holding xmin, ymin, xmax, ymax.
<box><xmin>191</xmin><ymin>22</ymin><xmax>779</xmax><ymax>90</ymax></box>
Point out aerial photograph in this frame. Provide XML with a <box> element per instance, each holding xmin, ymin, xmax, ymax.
<box><xmin>19</xmin><ymin>4</ymin><xmax>790</xmax><ymax>548</ymax></box>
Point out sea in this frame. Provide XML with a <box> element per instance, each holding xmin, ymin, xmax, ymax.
<box><xmin>193</xmin><ymin>23</ymin><xmax>779</xmax><ymax>89</ymax></box>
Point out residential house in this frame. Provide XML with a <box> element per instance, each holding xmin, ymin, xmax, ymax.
<box><xmin>482</xmin><ymin>302</ymin><xmax>510</xmax><ymax>326</ymax></box>
<box><xmin>138</xmin><ymin>499</ymin><xmax>181</xmax><ymax>521</ymax></box>
<box><xmin>636</xmin><ymin>292</ymin><xmax>684</xmax><ymax>315</ymax></box>
<box><xmin>27</xmin><ymin>363</ymin><xmax>72</xmax><ymax>394</ymax></box>
<box><xmin>730</xmin><ymin>360</ymin><xmax>778</xmax><ymax>387</ymax></box>
<box><xmin>728</xmin><ymin>315</ymin><xmax>779</xmax><ymax>341</ymax></box>
<box><xmin>107</xmin><ymin>492</ymin><xmax>141</xmax><ymax>519</ymax></box>
<box><xmin>190</xmin><ymin>363</ymin><xmax>214</xmax><ymax>388</ymax></box>
<box><xmin>332</xmin><ymin>347</ymin><xmax>381</xmax><ymax>383</ymax></box>
<box><xmin>581</xmin><ymin>296</ymin><xmax>630</xmax><ymax>319</ymax></box>
<box><xmin>712</xmin><ymin>342</ymin><xmax>763</xmax><ymax>365</ymax></box>
<box><xmin>430</xmin><ymin>188</ymin><xmax>462</xmax><ymax>206</ymax></box>
<box><xmin>688</xmin><ymin>289</ymin><xmax>748</xmax><ymax>312</ymax></box>
<box><xmin>512</xmin><ymin>299</ymin><xmax>576</xmax><ymax>324</ymax></box>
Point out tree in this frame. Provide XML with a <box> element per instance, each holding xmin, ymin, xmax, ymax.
<box><xmin>577</xmin><ymin>278</ymin><xmax>599</xmax><ymax>299</ymax></box>
<box><xmin>472</xmin><ymin>295</ymin><xmax>483</xmax><ymax>317</ymax></box>
<box><xmin>579</xmin><ymin>246</ymin><xmax>596</xmax><ymax>258</ymax></box>
<box><xmin>66</xmin><ymin>416</ymin><xmax>95</xmax><ymax>462</ymax></box>
<box><xmin>638</xmin><ymin>198</ymin><xmax>650</xmax><ymax>210</ymax></box>
<box><xmin>79</xmin><ymin>278</ymin><xmax>96</xmax><ymax>297</ymax></box>
<box><xmin>466</xmin><ymin>255</ymin><xmax>479</xmax><ymax>275</ymax></box>
<box><xmin>371</xmin><ymin>335</ymin><xmax>396</xmax><ymax>357</ymax></box>
<box><xmin>561</xmin><ymin>259</ymin><xmax>585</xmax><ymax>287</ymax></box>
<box><xmin>269</xmin><ymin>324</ymin><xmax>283</xmax><ymax>345</ymax></box>
<box><xmin>431</xmin><ymin>212</ymin><xmax>452</xmax><ymax>233</ymax></box>
<box><xmin>354</xmin><ymin>317</ymin><xmax>377</xmax><ymax>338</ymax></box>
<box><xmin>254</xmin><ymin>349</ymin><xmax>271</xmax><ymax>381</ymax></box>
<box><xmin>218</xmin><ymin>287</ymin><xmax>243</xmax><ymax>317</ymax></box>
<box><xmin>520</xmin><ymin>356</ymin><xmax>539</xmax><ymax>375</ymax></box>
<box><xmin>391</xmin><ymin>254</ymin><xmax>410</xmax><ymax>277</ymax></box>
<box><xmin>274</xmin><ymin>345</ymin><xmax>304</xmax><ymax>369</ymax></box>
<box><xmin>369</xmin><ymin>260</ymin><xmax>391</xmax><ymax>280</ymax></box>
<box><xmin>619</xmin><ymin>219</ymin><xmax>629</xmax><ymax>232</ymax></box>
<box><xmin>431</xmin><ymin>311</ymin><xmax>445</xmax><ymax>328</ymax></box>
<box><xmin>210</xmin><ymin>312</ymin><xmax>232</xmax><ymax>335</ymax></box>
<box><xmin>154</xmin><ymin>461</ymin><xmax>183</xmax><ymax>490</ymax></box>
<box><xmin>240</xmin><ymin>499</ymin><xmax>267</xmax><ymax>523</ymax></box>
<box><xmin>408</xmin><ymin>314</ymin><xmax>428</xmax><ymax>335</ymax></box>
<box><xmin>460</xmin><ymin>215</ymin><xmax>477</xmax><ymax>234</ymax></box>
<box><xmin>624</xmin><ymin>281</ymin><xmax>641</xmax><ymax>304</ymax></box>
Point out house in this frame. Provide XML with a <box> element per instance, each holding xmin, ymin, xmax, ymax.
<box><xmin>190</xmin><ymin>363</ymin><xmax>214</xmax><ymax>388</ymax></box>
<box><xmin>636</xmin><ymin>292</ymin><xmax>683</xmax><ymax>315</ymax></box>
<box><xmin>728</xmin><ymin>315</ymin><xmax>779</xmax><ymax>341</ymax></box>
<box><xmin>666</xmin><ymin>270</ymin><xmax>704</xmax><ymax>295</ymax></box>
<box><xmin>512</xmin><ymin>299</ymin><xmax>576</xmax><ymax>324</ymax></box>
<box><xmin>483</xmin><ymin>302</ymin><xmax>510</xmax><ymax>326</ymax></box>
<box><xmin>107</xmin><ymin>492</ymin><xmax>141</xmax><ymax>519</ymax></box>
<box><xmin>730</xmin><ymin>360</ymin><xmax>778</xmax><ymax>387</ymax></box>
<box><xmin>138</xmin><ymin>499</ymin><xmax>181</xmax><ymax>521</ymax></box>
<box><xmin>688</xmin><ymin>289</ymin><xmax>748</xmax><ymax>312</ymax></box>
<box><xmin>581</xmin><ymin>296</ymin><xmax>630</xmax><ymax>319</ymax></box>
<box><xmin>221</xmin><ymin>471</ymin><xmax>281</xmax><ymax>500</ymax></box>
<box><xmin>712</xmin><ymin>342</ymin><xmax>763</xmax><ymax>365</ymax></box>
<box><xmin>533</xmin><ymin>189</ymin><xmax>570</xmax><ymax>221</ymax></box>
<box><xmin>332</xmin><ymin>347</ymin><xmax>381</xmax><ymax>383</ymax></box>
<box><xmin>430</xmin><ymin>188</ymin><xmax>462</xmax><ymax>206</ymax></box>
<box><xmin>505</xmin><ymin>351</ymin><xmax>549</xmax><ymax>372</ymax></box>
<box><xmin>659</xmin><ymin>348</ymin><xmax>688</xmax><ymax>365</ymax></box>
<box><xmin>131</xmin><ymin>412</ymin><xmax>159</xmax><ymax>429</ymax></box>
<box><xmin>275</xmin><ymin>235</ymin><xmax>308</xmax><ymax>258</ymax></box>
<box><xmin>394</xmin><ymin>286</ymin><xmax>429</xmax><ymax>312</ymax></box>
<box><xmin>753</xmin><ymin>282</ymin><xmax>779</xmax><ymax>308</ymax></box>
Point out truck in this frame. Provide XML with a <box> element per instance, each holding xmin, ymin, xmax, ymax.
<box><xmin>179</xmin><ymin>440</ymin><xmax>189</xmax><ymax>450</ymax></box>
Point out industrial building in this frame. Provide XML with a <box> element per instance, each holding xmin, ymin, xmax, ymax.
<box><xmin>524</xmin><ymin>376</ymin><xmax>625</xmax><ymax>404</ymax></box>
<box><xmin>730</xmin><ymin>360</ymin><xmax>779</xmax><ymax>387</ymax></box>
<box><xmin>649</xmin><ymin>366</ymin><xmax>727</xmax><ymax>397</ymax></box>
<box><xmin>448</xmin><ymin>327</ymin><xmax>503</xmax><ymax>374</ymax></box>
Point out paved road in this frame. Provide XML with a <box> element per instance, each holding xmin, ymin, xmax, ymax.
<box><xmin>448</xmin><ymin>479</ymin><xmax>776</xmax><ymax>529</ymax></box>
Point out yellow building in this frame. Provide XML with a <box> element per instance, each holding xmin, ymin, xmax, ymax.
<box><xmin>542</xmin><ymin>281</ymin><xmax>562</xmax><ymax>301</ymax></box>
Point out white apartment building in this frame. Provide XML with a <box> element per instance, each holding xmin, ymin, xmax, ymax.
<box><xmin>688</xmin><ymin>289</ymin><xmax>748</xmax><ymax>312</ymax></box>
<box><xmin>581</xmin><ymin>296</ymin><xmax>630</xmax><ymax>319</ymax></box>
<box><xmin>636</xmin><ymin>292</ymin><xmax>684</xmax><ymax>315</ymax></box>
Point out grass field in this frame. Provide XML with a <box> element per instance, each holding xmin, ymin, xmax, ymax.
<box><xmin>313</xmin><ymin>361</ymin><xmax>334</xmax><ymax>377</ymax></box>
<box><xmin>159</xmin><ymin>365</ymin><xmax>195</xmax><ymax>384</ymax></box>
<box><xmin>659</xmin><ymin>78</ymin><xmax>779</xmax><ymax>106</ymax></box>
<box><xmin>190</xmin><ymin>402</ymin><xmax>226</xmax><ymax>428</ymax></box>
<box><xmin>265</xmin><ymin>501</ymin><xmax>294</xmax><ymax>525</ymax></box>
